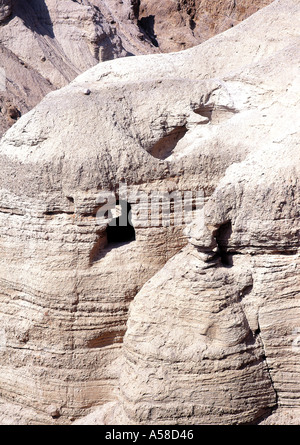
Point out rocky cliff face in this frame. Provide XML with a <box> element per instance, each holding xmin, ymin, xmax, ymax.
<box><xmin>0</xmin><ymin>0</ymin><xmax>152</xmax><ymax>137</ymax></box>
<box><xmin>118</xmin><ymin>126</ymin><xmax>299</xmax><ymax>425</ymax></box>
<box><xmin>0</xmin><ymin>0</ymin><xmax>299</xmax><ymax>425</ymax></box>
<box><xmin>0</xmin><ymin>0</ymin><xmax>272</xmax><ymax>138</ymax></box>
<box><xmin>135</xmin><ymin>0</ymin><xmax>274</xmax><ymax>52</ymax></box>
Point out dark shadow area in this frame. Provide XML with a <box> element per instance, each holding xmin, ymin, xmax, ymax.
<box><xmin>194</xmin><ymin>106</ymin><xmax>239</xmax><ymax>125</ymax></box>
<box><xmin>89</xmin><ymin>230</ymin><xmax>108</xmax><ymax>264</ymax></box>
<box><xmin>87</xmin><ymin>329</ymin><xmax>126</xmax><ymax>348</ymax></box>
<box><xmin>240</xmin><ymin>284</ymin><xmax>254</xmax><ymax>299</ymax></box>
<box><xmin>89</xmin><ymin>200</ymin><xmax>136</xmax><ymax>264</ymax></box>
<box><xmin>13</xmin><ymin>0</ymin><xmax>54</xmax><ymax>38</ymax></box>
<box><xmin>149</xmin><ymin>125</ymin><xmax>188</xmax><ymax>160</ymax></box>
<box><xmin>7</xmin><ymin>104</ymin><xmax>21</xmax><ymax>121</ymax></box>
<box><xmin>215</xmin><ymin>221</ymin><xmax>233</xmax><ymax>266</ymax></box>
<box><xmin>138</xmin><ymin>15</ymin><xmax>158</xmax><ymax>47</ymax></box>
<box><xmin>189</xmin><ymin>17</ymin><xmax>196</xmax><ymax>31</ymax></box>
<box><xmin>107</xmin><ymin>200</ymin><xmax>135</xmax><ymax>245</ymax></box>
<box><xmin>131</xmin><ymin>0</ymin><xmax>141</xmax><ymax>19</ymax></box>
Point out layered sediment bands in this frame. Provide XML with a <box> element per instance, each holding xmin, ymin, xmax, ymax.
<box><xmin>197</xmin><ymin>143</ymin><xmax>300</xmax><ymax>410</ymax></box>
<box><xmin>0</xmin><ymin>0</ymin><xmax>155</xmax><ymax>138</ymax></box>
<box><xmin>0</xmin><ymin>0</ymin><xmax>274</xmax><ymax>138</ymax></box>
<box><xmin>0</xmin><ymin>43</ymin><xmax>55</xmax><ymax>137</ymax></box>
<box><xmin>119</xmin><ymin>121</ymin><xmax>299</xmax><ymax>424</ymax></box>
<box><xmin>0</xmin><ymin>199</ymin><xmax>187</xmax><ymax>422</ymax></box>
<box><xmin>136</xmin><ymin>0</ymin><xmax>274</xmax><ymax>52</ymax></box>
<box><xmin>0</xmin><ymin>0</ymin><xmax>129</xmax><ymax>88</ymax></box>
<box><xmin>75</xmin><ymin>0</ymin><xmax>299</xmax><ymax>425</ymax></box>
<box><xmin>0</xmin><ymin>0</ymin><xmax>299</xmax><ymax>425</ymax></box>
<box><xmin>0</xmin><ymin>73</ymin><xmax>236</xmax><ymax>422</ymax></box>
<box><xmin>120</xmin><ymin>249</ymin><xmax>277</xmax><ymax>424</ymax></box>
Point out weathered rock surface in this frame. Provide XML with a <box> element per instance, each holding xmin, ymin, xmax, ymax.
<box><xmin>0</xmin><ymin>0</ymin><xmax>299</xmax><ymax>425</ymax></box>
<box><xmin>117</xmin><ymin>138</ymin><xmax>299</xmax><ymax>425</ymax></box>
<box><xmin>135</xmin><ymin>0</ymin><xmax>274</xmax><ymax>52</ymax></box>
<box><xmin>0</xmin><ymin>43</ymin><xmax>54</xmax><ymax>137</ymax></box>
<box><xmin>73</xmin><ymin>0</ymin><xmax>299</xmax><ymax>425</ymax></box>
<box><xmin>0</xmin><ymin>0</ymin><xmax>272</xmax><ymax>138</ymax></box>
<box><xmin>0</xmin><ymin>0</ymin><xmax>154</xmax><ymax>138</ymax></box>
<box><xmin>0</xmin><ymin>74</ymin><xmax>237</xmax><ymax>423</ymax></box>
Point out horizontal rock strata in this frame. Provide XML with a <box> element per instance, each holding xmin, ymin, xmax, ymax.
<box><xmin>0</xmin><ymin>0</ymin><xmax>298</xmax><ymax>424</ymax></box>
<box><xmin>72</xmin><ymin>0</ymin><xmax>300</xmax><ymax>425</ymax></box>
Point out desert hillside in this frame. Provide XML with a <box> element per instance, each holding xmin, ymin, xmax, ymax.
<box><xmin>0</xmin><ymin>0</ymin><xmax>299</xmax><ymax>425</ymax></box>
<box><xmin>0</xmin><ymin>0</ymin><xmax>272</xmax><ymax>136</ymax></box>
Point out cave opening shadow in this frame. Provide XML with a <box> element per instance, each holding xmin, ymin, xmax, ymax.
<box><xmin>13</xmin><ymin>0</ymin><xmax>54</xmax><ymax>38</ymax></box>
<box><xmin>138</xmin><ymin>15</ymin><xmax>159</xmax><ymax>47</ymax></box>
<box><xmin>215</xmin><ymin>221</ymin><xmax>233</xmax><ymax>266</ymax></box>
<box><xmin>106</xmin><ymin>200</ymin><xmax>136</xmax><ymax>246</ymax></box>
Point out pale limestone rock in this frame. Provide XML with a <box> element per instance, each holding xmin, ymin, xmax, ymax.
<box><xmin>0</xmin><ymin>75</ymin><xmax>237</xmax><ymax>423</ymax></box>
<box><xmin>0</xmin><ymin>0</ymin><xmax>129</xmax><ymax>89</ymax></box>
<box><xmin>119</xmin><ymin>248</ymin><xmax>277</xmax><ymax>424</ymax></box>
<box><xmin>115</xmin><ymin>128</ymin><xmax>299</xmax><ymax>420</ymax></box>
<box><xmin>0</xmin><ymin>0</ymin><xmax>275</xmax><ymax>138</ymax></box>
<box><xmin>0</xmin><ymin>0</ymin><xmax>299</xmax><ymax>425</ymax></box>
<box><xmin>75</xmin><ymin>0</ymin><xmax>299</xmax><ymax>425</ymax></box>
<box><xmin>259</xmin><ymin>408</ymin><xmax>300</xmax><ymax>425</ymax></box>
<box><xmin>0</xmin><ymin>43</ymin><xmax>55</xmax><ymax>137</ymax></box>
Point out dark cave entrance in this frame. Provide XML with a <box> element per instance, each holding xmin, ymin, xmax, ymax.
<box><xmin>106</xmin><ymin>200</ymin><xmax>136</xmax><ymax>245</ymax></box>
<box><xmin>215</xmin><ymin>220</ymin><xmax>233</xmax><ymax>266</ymax></box>
<box><xmin>138</xmin><ymin>15</ymin><xmax>159</xmax><ymax>47</ymax></box>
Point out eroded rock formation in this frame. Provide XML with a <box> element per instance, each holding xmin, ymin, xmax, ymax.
<box><xmin>135</xmin><ymin>0</ymin><xmax>274</xmax><ymax>52</ymax></box>
<box><xmin>0</xmin><ymin>0</ymin><xmax>272</xmax><ymax>138</ymax></box>
<box><xmin>117</xmin><ymin>136</ymin><xmax>299</xmax><ymax>425</ymax></box>
<box><xmin>75</xmin><ymin>0</ymin><xmax>300</xmax><ymax>425</ymax></box>
<box><xmin>0</xmin><ymin>0</ymin><xmax>153</xmax><ymax>137</ymax></box>
<box><xmin>0</xmin><ymin>0</ymin><xmax>298</xmax><ymax>425</ymax></box>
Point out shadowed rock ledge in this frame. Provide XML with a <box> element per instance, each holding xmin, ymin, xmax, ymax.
<box><xmin>0</xmin><ymin>0</ymin><xmax>299</xmax><ymax>425</ymax></box>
